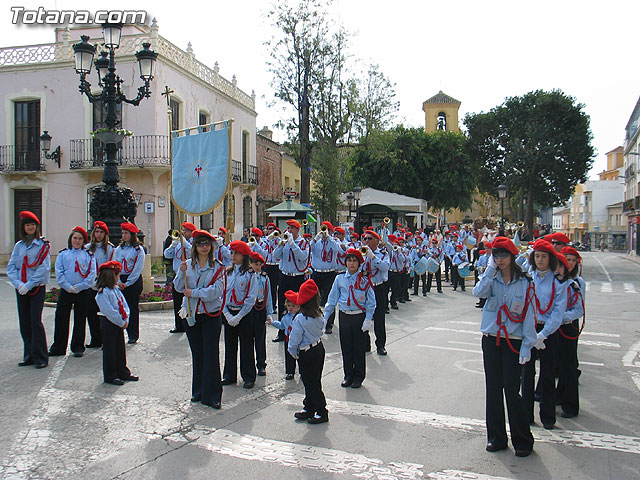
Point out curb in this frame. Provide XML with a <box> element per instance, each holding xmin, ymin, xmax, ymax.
<box><xmin>44</xmin><ymin>300</ymin><xmax>173</xmax><ymax>311</ymax></box>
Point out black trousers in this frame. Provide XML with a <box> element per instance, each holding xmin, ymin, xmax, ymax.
<box><xmin>86</xmin><ymin>289</ymin><xmax>102</xmax><ymax>346</ymax></box>
<box><xmin>184</xmin><ymin>313</ymin><xmax>222</xmax><ymax>404</ymax></box>
<box><xmin>252</xmin><ymin>307</ymin><xmax>267</xmax><ymax>370</ymax></box>
<box><xmin>264</xmin><ymin>264</ymin><xmax>279</xmax><ymax>312</ymax></box>
<box><xmin>452</xmin><ymin>266</ymin><xmax>465</xmax><ymax>290</ymax></box>
<box><xmin>403</xmin><ymin>272</ymin><xmax>411</xmax><ymax>300</ymax></box>
<box><xmin>444</xmin><ymin>256</ymin><xmax>452</xmax><ymax>281</ymax></box>
<box><xmin>172</xmin><ymin>284</ymin><xmax>185</xmax><ymax>331</ymax></box>
<box><xmin>557</xmin><ymin>321</ymin><xmax>580</xmax><ymax>416</ymax></box>
<box><xmin>312</xmin><ymin>271</ymin><xmax>337</xmax><ymax>328</ymax></box>
<box><xmin>50</xmin><ymin>289</ymin><xmax>89</xmax><ymax>355</ymax></box>
<box><xmin>522</xmin><ymin>327</ymin><xmax>559</xmax><ymax>426</ymax></box>
<box><xmin>284</xmin><ymin>338</ymin><xmax>297</xmax><ymax>374</ymax></box>
<box><xmin>223</xmin><ymin>309</ymin><xmax>256</xmax><ymax>383</ymax></box>
<box><xmin>482</xmin><ymin>335</ymin><xmax>534</xmax><ymax>451</ymax></box>
<box><xmin>413</xmin><ymin>273</ymin><xmax>427</xmax><ymax>294</ymax></box>
<box><xmin>277</xmin><ymin>273</ymin><xmax>305</xmax><ymax>338</ymax></box>
<box><xmin>372</xmin><ymin>284</ymin><xmax>386</xmax><ymax>349</ymax></box>
<box><xmin>16</xmin><ymin>287</ymin><xmax>48</xmax><ymax>365</ymax></box>
<box><xmin>339</xmin><ymin>312</ymin><xmax>367</xmax><ymax>382</ymax></box>
<box><xmin>389</xmin><ymin>271</ymin><xmax>403</xmax><ymax>306</ymax></box>
<box><xmin>101</xmin><ymin>316</ymin><xmax>131</xmax><ymax>382</ymax></box>
<box><xmin>121</xmin><ymin>276</ymin><xmax>143</xmax><ymax>342</ymax></box>
<box><xmin>426</xmin><ymin>267</ymin><xmax>443</xmax><ymax>292</ymax></box>
<box><xmin>299</xmin><ymin>342</ymin><xmax>327</xmax><ymax>416</ymax></box>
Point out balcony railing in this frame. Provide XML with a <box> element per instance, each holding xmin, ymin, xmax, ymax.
<box><xmin>247</xmin><ymin>164</ymin><xmax>258</xmax><ymax>185</ymax></box>
<box><xmin>231</xmin><ymin>161</ymin><xmax>258</xmax><ymax>185</ymax></box>
<box><xmin>231</xmin><ymin>160</ymin><xmax>242</xmax><ymax>182</ymax></box>
<box><xmin>70</xmin><ymin>135</ymin><xmax>170</xmax><ymax>169</ymax></box>
<box><xmin>0</xmin><ymin>145</ymin><xmax>46</xmax><ymax>172</ymax></box>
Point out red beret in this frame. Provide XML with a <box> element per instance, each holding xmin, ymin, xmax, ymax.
<box><xmin>251</xmin><ymin>227</ymin><xmax>263</xmax><ymax>236</ymax></box>
<box><xmin>555</xmin><ymin>251</ymin><xmax>570</xmax><ymax>270</ymax></box>
<box><xmin>120</xmin><ymin>222</ymin><xmax>139</xmax><ymax>234</ymax></box>
<box><xmin>451</xmin><ymin>225</ymin><xmax>458</xmax><ymax>231</ymax></box>
<box><xmin>303</xmin><ymin>233</ymin><xmax>312</xmax><ymax>239</ymax></box>
<box><xmin>388</xmin><ymin>234</ymin><xmax>397</xmax><ymax>243</ymax></box>
<box><xmin>344</xmin><ymin>248</ymin><xmax>364</xmax><ymax>264</ymax></box>
<box><xmin>284</xmin><ymin>279</ymin><xmax>318</xmax><ymax>306</ymax></box>
<box><xmin>98</xmin><ymin>260</ymin><xmax>122</xmax><ymax>273</ymax></box>
<box><xmin>249</xmin><ymin>251</ymin><xmax>265</xmax><ymax>264</ymax></box>
<box><xmin>274</xmin><ymin>227</ymin><xmax>281</xmax><ymax>233</ymax></box>
<box><xmin>181</xmin><ymin>222</ymin><xmax>197</xmax><ymax>231</ymax></box>
<box><xmin>396</xmin><ymin>223</ymin><xmax>402</xmax><ymax>226</ymax></box>
<box><xmin>72</xmin><ymin>226</ymin><xmax>89</xmax><ymax>243</ymax></box>
<box><xmin>266</xmin><ymin>222</ymin><xmax>277</xmax><ymax>228</ymax></box>
<box><xmin>192</xmin><ymin>229</ymin><xmax>215</xmax><ymax>242</ymax></box>
<box><xmin>218</xmin><ymin>227</ymin><xmax>227</xmax><ymax>234</ymax></box>
<box><xmin>321</xmin><ymin>221</ymin><xmax>334</xmax><ymax>232</ymax></box>
<box><xmin>432</xmin><ymin>239</ymin><xmax>438</xmax><ymax>244</ymax></box>
<box><xmin>456</xmin><ymin>243</ymin><xmax>464</xmax><ymax>249</ymax></box>
<box><xmin>479</xmin><ymin>250</ymin><xmax>487</xmax><ymax>255</ymax></box>
<box><xmin>491</xmin><ymin>236</ymin><xmax>518</xmax><ymax>255</ymax></box>
<box><xmin>334</xmin><ymin>227</ymin><xmax>345</xmax><ymax>235</ymax></box>
<box><xmin>561</xmin><ymin>246</ymin><xmax>581</xmax><ymax>261</ymax></box>
<box><xmin>549</xmin><ymin>232</ymin><xmax>570</xmax><ymax>244</ymax></box>
<box><xmin>93</xmin><ymin>221</ymin><xmax>109</xmax><ymax>235</ymax></box>
<box><xmin>397</xmin><ymin>237</ymin><xmax>405</xmax><ymax>243</ymax></box>
<box><xmin>532</xmin><ymin>239</ymin><xmax>556</xmax><ymax>256</ymax></box>
<box><xmin>367</xmin><ymin>231</ymin><xmax>381</xmax><ymax>240</ymax></box>
<box><xmin>286</xmin><ymin>219</ymin><xmax>301</xmax><ymax>229</ymax></box>
<box><xmin>485</xmin><ymin>242</ymin><xmax>493</xmax><ymax>249</ymax></box>
<box><xmin>348</xmin><ymin>226</ymin><xmax>354</xmax><ymax>231</ymax></box>
<box><xmin>20</xmin><ymin>210</ymin><xmax>40</xmax><ymax>224</ymax></box>
<box><xmin>406</xmin><ymin>232</ymin><xmax>413</xmax><ymax>237</ymax></box>
<box><xmin>229</xmin><ymin>240</ymin><xmax>250</xmax><ymax>256</ymax></box>
<box><xmin>351</xmin><ymin>232</ymin><xmax>359</xmax><ymax>238</ymax></box>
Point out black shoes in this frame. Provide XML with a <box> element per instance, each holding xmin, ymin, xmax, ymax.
<box><xmin>257</xmin><ymin>368</ymin><xmax>266</xmax><ymax>376</ymax></box>
<box><xmin>325</xmin><ymin>327</ymin><xmax>333</xmax><ymax>334</ymax></box>
<box><xmin>191</xmin><ymin>396</ymin><xmax>201</xmax><ymax>402</ymax></box>
<box><xmin>308</xmin><ymin>414</ymin><xmax>329</xmax><ymax>425</ymax></box>
<box><xmin>486</xmin><ymin>443</ymin><xmax>508</xmax><ymax>452</ymax></box>
<box><xmin>285</xmin><ymin>374</ymin><xmax>295</xmax><ymax>380</ymax></box>
<box><xmin>411</xmin><ymin>292</ymin><xmax>418</xmax><ymax>296</ymax></box>
<box><xmin>341</xmin><ymin>378</ymin><xmax>353</xmax><ymax>388</ymax></box>
<box><xmin>391</xmin><ymin>305</ymin><xmax>399</xmax><ymax>310</ymax></box>
<box><xmin>272</xmin><ymin>335</ymin><xmax>285</xmax><ymax>342</ymax></box>
<box><xmin>221</xmin><ymin>378</ymin><xmax>236</xmax><ymax>385</ymax></box>
<box><xmin>243</xmin><ymin>381</ymin><xmax>254</xmax><ymax>389</ymax></box>
<box><xmin>561</xmin><ymin>411</ymin><xmax>577</xmax><ymax>419</ymax></box>
<box><xmin>169</xmin><ymin>328</ymin><xmax>185</xmax><ymax>333</ymax></box>
<box><xmin>85</xmin><ymin>343</ymin><xmax>102</xmax><ymax>348</ymax></box>
<box><xmin>122</xmin><ymin>375</ymin><xmax>139</xmax><ymax>382</ymax></box>
<box><xmin>18</xmin><ymin>360</ymin><xmax>34</xmax><ymax>367</ymax></box>
<box><xmin>128</xmin><ymin>339</ymin><xmax>137</xmax><ymax>344</ymax></box>
<box><xmin>384</xmin><ymin>308</ymin><xmax>390</xmax><ymax>314</ymax></box>
<box><xmin>35</xmin><ymin>363</ymin><xmax>47</xmax><ymax>369</ymax></box>
<box><xmin>543</xmin><ymin>423</ymin><xmax>555</xmax><ymax>430</ymax></box>
<box><xmin>515</xmin><ymin>449</ymin><xmax>533</xmax><ymax>457</ymax></box>
<box><xmin>405</xmin><ymin>298</ymin><xmax>411</xmax><ymax>302</ymax></box>
<box><xmin>398</xmin><ymin>299</ymin><xmax>405</xmax><ymax>304</ymax></box>
<box><xmin>294</xmin><ymin>410</ymin><xmax>313</xmax><ymax>420</ymax></box>
<box><xmin>106</xmin><ymin>378</ymin><xmax>125</xmax><ymax>386</ymax></box>
<box><xmin>202</xmin><ymin>400</ymin><xmax>221</xmax><ymax>409</ymax></box>
<box><xmin>48</xmin><ymin>351</ymin><xmax>65</xmax><ymax>357</ymax></box>
<box><xmin>73</xmin><ymin>352</ymin><xmax>83</xmax><ymax>358</ymax></box>
<box><xmin>351</xmin><ymin>381</ymin><xmax>362</xmax><ymax>389</ymax></box>
<box><xmin>377</xmin><ymin>347</ymin><xmax>387</xmax><ymax>356</ymax></box>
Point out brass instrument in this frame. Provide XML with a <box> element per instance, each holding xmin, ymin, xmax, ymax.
<box><xmin>272</xmin><ymin>230</ymin><xmax>281</xmax><ymax>238</ymax></box>
<box><xmin>383</xmin><ymin>217</ymin><xmax>390</xmax><ymax>225</ymax></box>
<box><xmin>282</xmin><ymin>232</ymin><xmax>290</xmax><ymax>241</ymax></box>
<box><xmin>171</xmin><ymin>229</ymin><xmax>181</xmax><ymax>240</ymax></box>
<box><xmin>517</xmin><ymin>221</ymin><xmax>524</xmax><ymax>227</ymax></box>
<box><xmin>248</xmin><ymin>236</ymin><xmax>256</xmax><ymax>245</ymax></box>
<box><xmin>320</xmin><ymin>225</ymin><xmax>328</xmax><ymax>234</ymax></box>
<box><xmin>302</xmin><ymin>219</ymin><xmax>309</xmax><ymax>226</ymax></box>
<box><xmin>360</xmin><ymin>246</ymin><xmax>369</xmax><ymax>255</ymax></box>
<box><xmin>392</xmin><ymin>245</ymin><xmax>399</xmax><ymax>251</ymax></box>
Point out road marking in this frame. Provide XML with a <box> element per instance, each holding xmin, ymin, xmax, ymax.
<box><xmin>579</xmin><ymin>340</ymin><xmax>620</xmax><ymax>348</ymax></box>
<box><xmin>168</xmin><ymin>427</ymin><xmax>426</xmax><ymax>480</ymax></box>
<box><xmin>428</xmin><ymin>471</ymin><xmax>515</xmax><ymax>480</ymax></box>
<box><xmin>448</xmin><ymin>340</ymin><xmax>480</xmax><ymax>347</ymax></box>
<box><xmin>418</xmin><ymin>344</ymin><xmax>481</xmax><ymax>354</ymax></box>
<box><xmin>624</xmin><ymin>283</ymin><xmax>637</xmax><ymax>293</ymax></box>
<box><xmin>282</xmin><ymin>395</ymin><xmax>640</xmax><ymax>456</ymax></box>
<box><xmin>448</xmin><ymin>321</ymin><xmax>478</xmax><ymax>326</ymax></box>
<box><xmin>623</xmin><ymin>341</ymin><xmax>640</xmax><ymax>368</ymax></box>
<box><xmin>593</xmin><ymin>257</ymin><xmax>612</xmax><ymax>282</ymax></box>
<box><xmin>600</xmin><ymin>282</ymin><xmax>612</xmax><ymax>293</ymax></box>
<box><xmin>580</xmin><ymin>361</ymin><xmax>605</xmax><ymax>367</ymax></box>
<box><xmin>582</xmin><ymin>331</ymin><xmax>620</xmax><ymax>338</ymax></box>
<box><xmin>425</xmin><ymin>326</ymin><xmax>478</xmax><ymax>335</ymax></box>
<box><xmin>586</xmin><ymin>281</ymin><xmax>591</xmax><ymax>292</ymax></box>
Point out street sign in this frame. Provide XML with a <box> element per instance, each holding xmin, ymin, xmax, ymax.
<box><xmin>631</xmin><ymin>216</ymin><xmax>640</xmax><ymax>224</ymax></box>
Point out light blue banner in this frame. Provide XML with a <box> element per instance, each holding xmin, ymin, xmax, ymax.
<box><xmin>172</xmin><ymin>126</ymin><xmax>229</xmax><ymax>215</ymax></box>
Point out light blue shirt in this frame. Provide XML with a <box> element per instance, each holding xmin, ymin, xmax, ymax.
<box><xmin>254</xmin><ymin>272</ymin><xmax>274</xmax><ymax>315</ymax></box>
<box><xmin>452</xmin><ymin>250</ymin><xmax>468</xmax><ymax>266</ymax></box>
<box><xmin>288</xmin><ymin>313</ymin><xmax>325</xmax><ymax>357</ymax></box>
<box><xmin>250</xmin><ymin>239</ymin><xmax>268</xmax><ymax>260</ymax></box>
<box><xmin>55</xmin><ymin>248</ymin><xmax>97</xmax><ymax>292</ymax></box>
<box><xmin>324</xmin><ymin>269</ymin><xmax>376</xmax><ymax>321</ymax></box>
<box><xmin>362</xmin><ymin>247</ymin><xmax>390</xmax><ymax>285</ymax></box>
<box><xmin>262</xmin><ymin>237</ymin><xmax>280</xmax><ymax>264</ymax></box>
<box><xmin>310</xmin><ymin>236</ymin><xmax>341</xmax><ymax>271</ymax></box>
<box><xmin>174</xmin><ymin>258</ymin><xmax>226</xmax><ymax>326</ymax></box>
<box><xmin>273</xmin><ymin>236</ymin><xmax>310</xmax><ymax>275</ymax></box>
<box><xmin>164</xmin><ymin>237</ymin><xmax>192</xmax><ymax>273</ymax></box>
<box><xmin>114</xmin><ymin>244</ymin><xmax>145</xmax><ymax>286</ymax></box>
<box><xmin>563</xmin><ymin>277</ymin><xmax>585</xmax><ymax>323</ymax></box>
<box><xmin>476</xmin><ymin>253</ymin><xmax>488</xmax><ymax>274</ymax></box>
<box><xmin>410</xmin><ymin>245</ymin><xmax>427</xmax><ymax>264</ymax></box>
<box><xmin>7</xmin><ymin>238</ymin><xmax>51</xmax><ymax>290</ymax></box>
<box><xmin>472</xmin><ymin>265</ymin><xmax>537</xmax><ymax>359</ymax></box>
<box><xmin>531</xmin><ymin>270</ymin><xmax>567</xmax><ymax>338</ymax></box>
<box><xmin>216</xmin><ymin>244</ymin><xmax>232</xmax><ymax>267</ymax></box>
<box><xmin>428</xmin><ymin>245</ymin><xmax>445</xmax><ymax>263</ymax></box>
<box><xmin>270</xmin><ymin>311</ymin><xmax>296</xmax><ymax>336</ymax></box>
<box><xmin>223</xmin><ymin>265</ymin><xmax>258</xmax><ymax>319</ymax></box>
<box><xmin>96</xmin><ymin>287</ymin><xmax>129</xmax><ymax>328</ymax></box>
<box><xmin>85</xmin><ymin>242</ymin><xmax>115</xmax><ymax>271</ymax></box>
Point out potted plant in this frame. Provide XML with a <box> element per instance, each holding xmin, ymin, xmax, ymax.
<box><xmin>91</xmin><ymin>127</ymin><xmax>133</xmax><ymax>145</ymax></box>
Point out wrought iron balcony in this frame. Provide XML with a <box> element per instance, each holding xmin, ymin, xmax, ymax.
<box><xmin>70</xmin><ymin>135</ymin><xmax>169</xmax><ymax>169</ymax></box>
<box><xmin>0</xmin><ymin>145</ymin><xmax>46</xmax><ymax>172</ymax></box>
<box><xmin>231</xmin><ymin>161</ymin><xmax>258</xmax><ymax>186</ymax></box>
<box><xmin>247</xmin><ymin>164</ymin><xmax>258</xmax><ymax>185</ymax></box>
<box><xmin>231</xmin><ymin>160</ymin><xmax>242</xmax><ymax>182</ymax></box>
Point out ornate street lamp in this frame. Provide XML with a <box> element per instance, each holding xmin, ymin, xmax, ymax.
<box><xmin>497</xmin><ymin>184</ymin><xmax>507</xmax><ymax>233</ymax></box>
<box><xmin>353</xmin><ymin>186</ymin><xmax>362</xmax><ymax>233</ymax></box>
<box><xmin>346</xmin><ymin>192</ymin><xmax>354</xmax><ymax>221</ymax></box>
<box><xmin>39</xmin><ymin>131</ymin><xmax>61</xmax><ymax>168</ymax></box>
<box><xmin>72</xmin><ymin>28</ymin><xmax>157</xmax><ymax>241</ymax></box>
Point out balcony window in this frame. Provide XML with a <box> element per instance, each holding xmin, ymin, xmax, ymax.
<box><xmin>14</xmin><ymin>100</ymin><xmax>41</xmax><ymax>171</ymax></box>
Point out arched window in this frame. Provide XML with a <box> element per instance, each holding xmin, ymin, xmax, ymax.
<box><xmin>243</xmin><ymin>196</ymin><xmax>253</xmax><ymax>228</ymax></box>
<box><xmin>437</xmin><ymin>112</ymin><xmax>447</xmax><ymax>130</ymax></box>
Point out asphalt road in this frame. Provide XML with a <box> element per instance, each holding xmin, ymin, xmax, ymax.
<box><xmin>1</xmin><ymin>251</ymin><xmax>639</xmax><ymax>480</ymax></box>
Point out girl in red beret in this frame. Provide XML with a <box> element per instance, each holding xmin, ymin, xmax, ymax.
<box><xmin>286</xmin><ymin>279</ymin><xmax>328</xmax><ymax>424</ymax></box>
<box><xmin>49</xmin><ymin>226</ymin><xmax>97</xmax><ymax>357</ymax></box>
<box><xmin>249</xmin><ymin>251</ymin><xmax>273</xmax><ymax>377</ymax></box>
<box><xmin>114</xmin><ymin>223</ymin><xmax>145</xmax><ymax>344</ymax></box>
<box><xmin>95</xmin><ymin>261</ymin><xmax>138</xmax><ymax>385</ymax></box>
<box><xmin>85</xmin><ymin>221</ymin><xmax>115</xmax><ymax>348</ymax></box>
<box><xmin>7</xmin><ymin>211</ymin><xmax>50</xmax><ymax>368</ymax></box>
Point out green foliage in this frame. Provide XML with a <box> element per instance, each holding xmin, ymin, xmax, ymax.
<box><xmin>151</xmin><ymin>260</ymin><xmax>164</xmax><ymax>276</ymax></box>
<box><xmin>350</xmin><ymin>127</ymin><xmax>477</xmax><ymax>210</ymax></box>
<box><xmin>310</xmin><ymin>141</ymin><xmax>342</xmax><ymax>221</ymax></box>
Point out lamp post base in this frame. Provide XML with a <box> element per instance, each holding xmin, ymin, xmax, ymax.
<box><xmin>89</xmin><ymin>183</ymin><xmax>138</xmax><ymax>244</ymax></box>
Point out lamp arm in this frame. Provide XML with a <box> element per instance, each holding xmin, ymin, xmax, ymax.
<box><xmin>120</xmin><ymin>83</ymin><xmax>151</xmax><ymax>106</ymax></box>
<box><xmin>78</xmin><ymin>75</ymin><xmax>104</xmax><ymax>104</ymax></box>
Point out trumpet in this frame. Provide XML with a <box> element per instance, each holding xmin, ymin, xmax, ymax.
<box><xmin>392</xmin><ymin>245</ymin><xmax>399</xmax><ymax>251</ymax></box>
<box><xmin>360</xmin><ymin>246</ymin><xmax>369</xmax><ymax>255</ymax></box>
<box><xmin>302</xmin><ymin>219</ymin><xmax>309</xmax><ymax>226</ymax></box>
<box><xmin>383</xmin><ymin>217</ymin><xmax>390</xmax><ymax>225</ymax></box>
<box><xmin>282</xmin><ymin>232</ymin><xmax>290</xmax><ymax>241</ymax></box>
<box><xmin>270</xmin><ymin>230</ymin><xmax>281</xmax><ymax>238</ymax></box>
<box><xmin>171</xmin><ymin>229</ymin><xmax>181</xmax><ymax>240</ymax></box>
<box><xmin>248</xmin><ymin>236</ymin><xmax>256</xmax><ymax>245</ymax></box>
<box><xmin>517</xmin><ymin>221</ymin><xmax>524</xmax><ymax>228</ymax></box>
<box><xmin>320</xmin><ymin>225</ymin><xmax>328</xmax><ymax>234</ymax></box>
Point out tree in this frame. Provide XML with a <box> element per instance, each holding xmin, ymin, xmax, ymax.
<box><xmin>464</xmin><ymin>89</ymin><xmax>594</xmax><ymax>232</ymax></box>
<box><xmin>351</xmin><ymin>64</ymin><xmax>399</xmax><ymax>142</ymax></box>
<box><xmin>310</xmin><ymin>141</ymin><xmax>342</xmax><ymax>222</ymax></box>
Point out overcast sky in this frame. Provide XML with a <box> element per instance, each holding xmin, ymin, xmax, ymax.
<box><xmin>2</xmin><ymin>0</ymin><xmax>639</xmax><ymax>179</ymax></box>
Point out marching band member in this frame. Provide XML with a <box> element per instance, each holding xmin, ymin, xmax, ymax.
<box><xmin>400</xmin><ymin>237</ymin><xmax>412</xmax><ymax>302</ymax></box>
<box><xmin>474</xmin><ymin>243</ymin><xmax>491</xmax><ymax>308</ymax></box>
<box><xmin>249</xmin><ymin>227</ymin><xmax>268</xmax><ymax>259</ymax></box>
<box><xmin>521</xmin><ymin>239</ymin><xmax>567</xmax><ymax>429</ymax></box>
<box><xmin>222</xmin><ymin>240</ymin><xmax>259</xmax><ymax>389</ymax></box>
<box><xmin>114</xmin><ymin>222</ymin><xmax>145</xmax><ymax>344</ymax></box>
<box><xmin>472</xmin><ymin>236</ymin><xmax>536</xmax><ymax>457</ymax></box>
<box><xmin>216</xmin><ymin>226</ymin><xmax>233</xmax><ymax>267</ymax></box>
<box><xmin>348</xmin><ymin>231</ymin><xmax>361</xmax><ymax>250</ymax></box>
<box><xmin>286</xmin><ymin>279</ymin><xmax>329</xmax><ymax>425</ymax></box>
<box><xmin>163</xmin><ymin>222</ymin><xmax>194</xmax><ymax>334</ymax></box>
<box><xmin>387</xmin><ymin>236</ymin><xmax>405</xmax><ymax>310</ymax></box>
<box><xmin>443</xmin><ymin>232</ymin><xmax>454</xmax><ymax>283</ymax></box>
<box><xmin>7</xmin><ymin>211</ymin><xmax>50</xmax><ymax>369</ymax></box>
<box><xmin>311</xmin><ymin>221</ymin><xmax>341</xmax><ymax>334</ymax></box>
<box><xmin>411</xmin><ymin>236</ymin><xmax>428</xmax><ymax>296</ymax></box>
<box><xmin>324</xmin><ymin>249</ymin><xmax>375</xmax><ymax>388</ymax></box>
<box><xmin>262</xmin><ymin>223</ymin><xmax>281</xmax><ymax>339</ymax></box>
<box><xmin>426</xmin><ymin>238</ymin><xmax>444</xmax><ymax>294</ymax></box>
<box><xmin>451</xmin><ymin>243</ymin><xmax>468</xmax><ymax>291</ymax></box>
<box><xmin>267</xmin><ymin>296</ymin><xmax>300</xmax><ymax>380</ymax></box>
<box><xmin>249</xmin><ymin>251</ymin><xmax>273</xmax><ymax>377</ymax></box>
<box><xmin>547</xmin><ymin>232</ymin><xmax>570</xmax><ymax>252</ymax></box>
<box><xmin>95</xmin><ymin>261</ymin><xmax>139</xmax><ymax>386</ymax></box>
<box><xmin>49</xmin><ymin>226</ymin><xmax>96</xmax><ymax>357</ymax></box>
<box><xmin>85</xmin><ymin>221</ymin><xmax>114</xmax><ymax>348</ymax></box>
<box><xmin>174</xmin><ymin>230</ymin><xmax>226</xmax><ymax>407</ymax></box>
<box><xmin>361</xmin><ymin>231</ymin><xmax>390</xmax><ymax>355</ymax></box>
<box><xmin>556</xmin><ymin>247</ymin><xmax>585</xmax><ymax>419</ymax></box>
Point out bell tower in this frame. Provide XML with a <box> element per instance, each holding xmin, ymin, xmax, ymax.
<box><xmin>422</xmin><ymin>91</ymin><xmax>461</xmax><ymax>133</ymax></box>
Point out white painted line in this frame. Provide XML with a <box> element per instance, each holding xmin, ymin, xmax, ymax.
<box><xmin>283</xmin><ymin>395</ymin><xmax>640</xmax><ymax>456</ymax></box>
<box><xmin>580</xmin><ymin>361</ymin><xmax>604</xmax><ymax>367</ymax></box>
<box><xmin>624</xmin><ymin>283</ymin><xmax>637</xmax><ymax>293</ymax></box>
<box><xmin>623</xmin><ymin>341</ymin><xmax>640</xmax><ymax>368</ymax></box>
<box><xmin>428</xmin><ymin>471</ymin><xmax>515</xmax><ymax>480</ymax></box>
<box><xmin>418</xmin><ymin>344</ymin><xmax>481</xmax><ymax>354</ymax></box>
<box><xmin>585</xmin><ymin>281</ymin><xmax>591</xmax><ymax>292</ymax></box>
<box><xmin>448</xmin><ymin>321</ymin><xmax>478</xmax><ymax>326</ymax></box>
<box><xmin>172</xmin><ymin>427</ymin><xmax>425</xmax><ymax>480</ymax></box>
<box><xmin>448</xmin><ymin>340</ymin><xmax>480</xmax><ymax>347</ymax></box>
<box><xmin>581</xmin><ymin>331</ymin><xmax>620</xmax><ymax>338</ymax></box>
<box><xmin>593</xmin><ymin>257</ymin><xmax>612</xmax><ymax>282</ymax></box>
<box><xmin>600</xmin><ymin>282</ymin><xmax>612</xmax><ymax>293</ymax></box>
<box><xmin>580</xmin><ymin>340</ymin><xmax>620</xmax><ymax>348</ymax></box>
<box><xmin>425</xmin><ymin>326</ymin><xmax>478</xmax><ymax>335</ymax></box>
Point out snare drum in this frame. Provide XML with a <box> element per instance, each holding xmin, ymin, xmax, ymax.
<box><xmin>414</xmin><ymin>257</ymin><xmax>428</xmax><ymax>276</ymax></box>
<box><xmin>464</xmin><ymin>236</ymin><xmax>477</xmax><ymax>249</ymax></box>
<box><xmin>426</xmin><ymin>257</ymin><xmax>440</xmax><ymax>273</ymax></box>
<box><xmin>458</xmin><ymin>261</ymin><xmax>471</xmax><ymax>277</ymax></box>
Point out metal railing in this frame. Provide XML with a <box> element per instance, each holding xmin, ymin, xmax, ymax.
<box><xmin>247</xmin><ymin>164</ymin><xmax>258</xmax><ymax>185</ymax></box>
<box><xmin>70</xmin><ymin>135</ymin><xmax>170</xmax><ymax>169</ymax></box>
<box><xmin>0</xmin><ymin>145</ymin><xmax>46</xmax><ymax>172</ymax></box>
<box><xmin>231</xmin><ymin>160</ymin><xmax>242</xmax><ymax>182</ymax></box>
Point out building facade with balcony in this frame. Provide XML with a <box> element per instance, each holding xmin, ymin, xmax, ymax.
<box><xmin>256</xmin><ymin>127</ymin><xmax>283</xmax><ymax>227</ymax></box>
<box><xmin>0</xmin><ymin>21</ymin><xmax>257</xmax><ymax>263</ymax></box>
<box><xmin>623</xmin><ymin>96</ymin><xmax>640</xmax><ymax>255</ymax></box>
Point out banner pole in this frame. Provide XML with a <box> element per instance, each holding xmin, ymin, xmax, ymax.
<box><xmin>224</xmin><ymin>119</ymin><xmax>235</xmax><ymax>242</ymax></box>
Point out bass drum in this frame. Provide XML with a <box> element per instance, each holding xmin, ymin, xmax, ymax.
<box><xmin>414</xmin><ymin>256</ymin><xmax>428</xmax><ymax>276</ymax></box>
<box><xmin>426</xmin><ymin>257</ymin><xmax>440</xmax><ymax>273</ymax></box>
<box><xmin>458</xmin><ymin>261</ymin><xmax>471</xmax><ymax>278</ymax></box>
<box><xmin>464</xmin><ymin>236</ymin><xmax>477</xmax><ymax>249</ymax></box>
